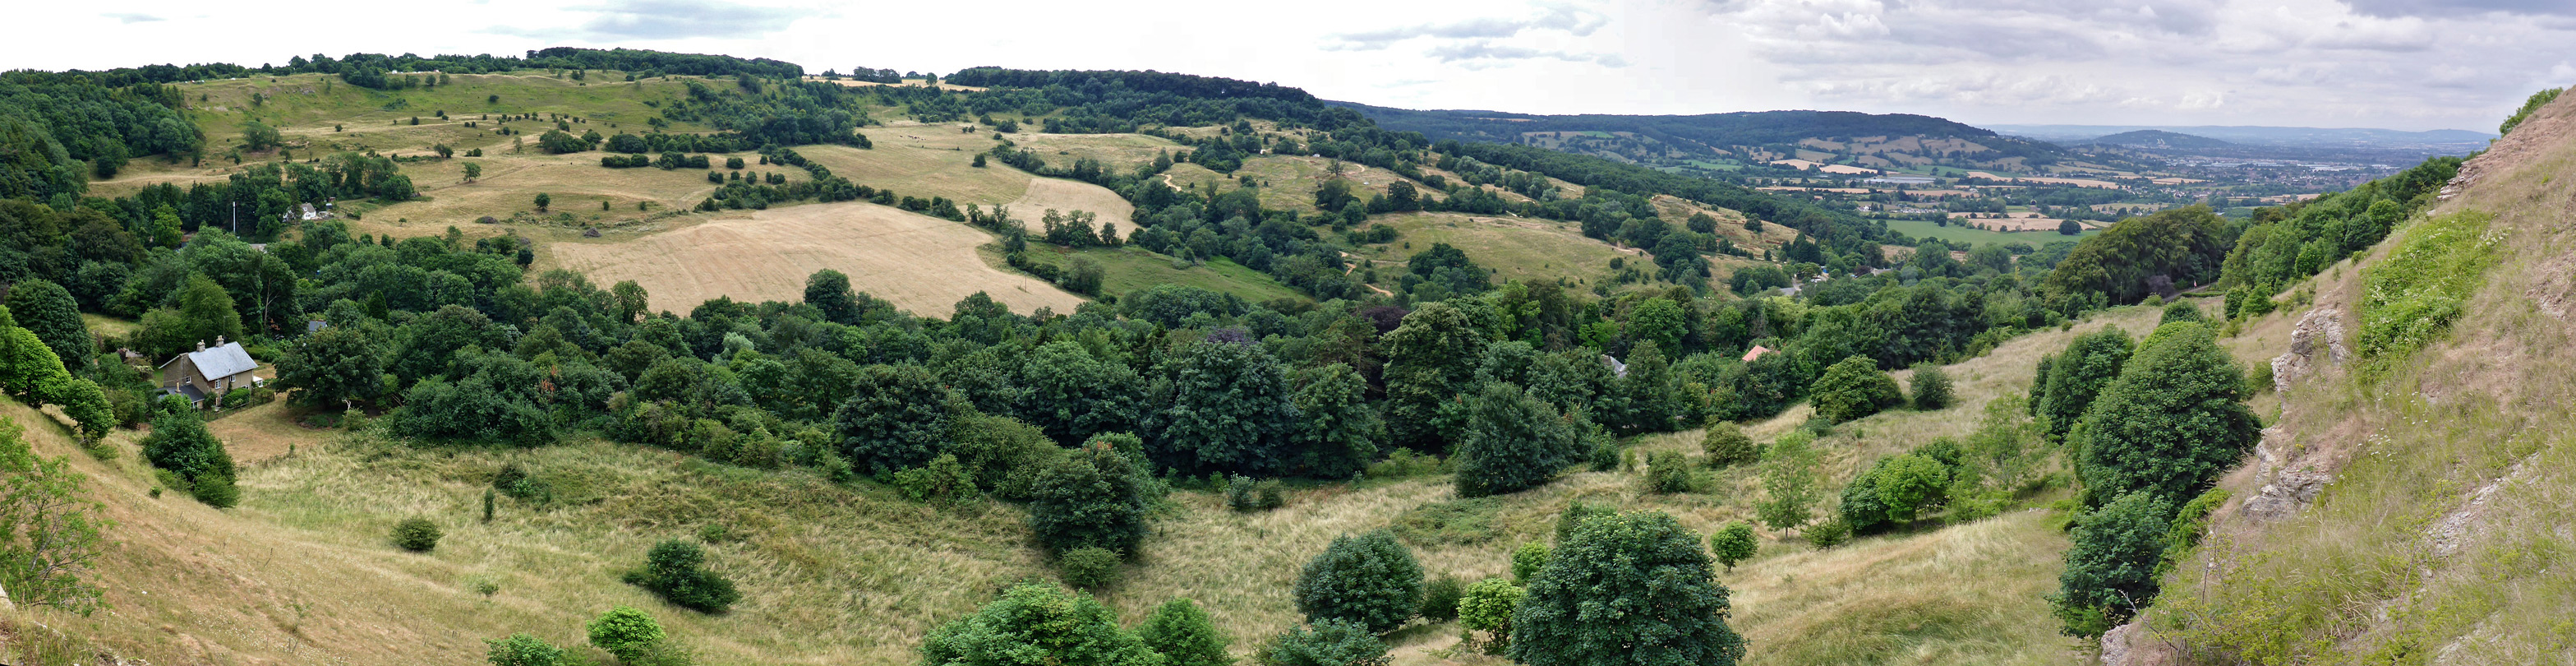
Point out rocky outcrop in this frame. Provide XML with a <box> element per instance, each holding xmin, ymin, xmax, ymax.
<box><xmin>2101</xmin><ymin>620</ymin><xmax>2177</xmax><ymax>665</ymax></box>
<box><xmin>2271</xmin><ymin>308</ymin><xmax>2348</xmax><ymax>393</ymax></box>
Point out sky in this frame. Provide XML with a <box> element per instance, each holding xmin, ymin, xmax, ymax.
<box><xmin>16</xmin><ymin>0</ymin><xmax>2574</xmax><ymax>132</ymax></box>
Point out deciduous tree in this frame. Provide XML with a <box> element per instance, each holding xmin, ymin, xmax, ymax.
<box><xmin>1512</xmin><ymin>511</ymin><xmax>1745</xmax><ymax>666</ymax></box>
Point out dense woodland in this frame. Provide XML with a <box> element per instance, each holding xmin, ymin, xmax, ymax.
<box><xmin>0</xmin><ymin>48</ymin><xmax>2491</xmax><ymax>666</ymax></box>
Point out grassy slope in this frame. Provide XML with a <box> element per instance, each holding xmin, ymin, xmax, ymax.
<box><xmin>1887</xmin><ymin>218</ymin><xmax>2099</xmax><ymax>246</ymax></box>
<box><xmin>983</xmin><ymin>244</ymin><xmax>1309</xmax><ymax>306</ymax></box>
<box><xmin>12</xmin><ymin>303</ymin><xmax>2173</xmax><ymax>665</ymax></box>
<box><xmin>2134</xmin><ymin>94</ymin><xmax>2576</xmax><ymax>663</ymax></box>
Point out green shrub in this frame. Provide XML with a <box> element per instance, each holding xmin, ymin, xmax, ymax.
<box><xmin>1909</xmin><ymin>364</ymin><xmax>1954</xmax><ymax>410</ymax></box>
<box><xmin>2158</xmin><ymin>488</ymin><xmax>2232</xmax><ymax>576</ymax></box>
<box><xmin>626</xmin><ymin>539</ymin><xmax>740</xmax><ymax>613</ymax></box>
<box><xmin>1700</xmin><ymin>423</ymin><xmax>1758</xmax><ymax>468</ymax></box>
<box><xmin>485</xmin><ymin>632</ymin><xmax>564</xmax><ymax>666</ymax></box>
<box><xmin>1754</xmin><ymin>432</ymin><xmax>1818</xmax><ymax>530</ymax></box>
<box><xmin>2053</xmin><ymin>491</ymin><xmax>2174</xmax><ymax>636</ymax></box>
<box><xmin>1456</xmin><ymin>578</ymin><xmax>1524</xmax><ymax>654</ymax></box>
<box><xmin>890</xmin><ymin>453</ymin><xmax>978</xmax><ymax>505</ymax></box>
<box><xmin>1805</xmin><ymin>517</ymin><xmax>1852</xmax><ymax>548</ymax></box>
<box><xmin>1059</xmin><ymin>547</ymin><xmax>1124</xmax><ymax>591</ymax></box>
<box><xmin>1837</xmin><ymin>454</ymin><xmax>1952</xmax><ymax>534</ymax></box>
<box><xmin>1027</xmin><ymin>439</ymin><xmax>1152</xmax><ymax>556</ymax></box>
<box><xmin>1454</xmin><ymin>383</ymin><xmax>1583</xmax><ymax>497</ymax></box>
<box><xmin>587</xmin><ymin>606</ymin><xmax>666</xmax><ymax>663</ymax></box>
<box><xmin>1512</xmin><ymin>511</ymin><xmax>1744</xmax><ymax>666</ymax></box>
<box><xmin>1225</xmin><ymin>474</ymin><xmax>1287</xmax><ymax>511</ymax></box>
<box><xmin>1139</xmin><ymin>598</ymin><xmax>1231</xmax><ymax>666</ymax></box>
<box><xmin>1293</xmin><ymin>530</ymin><xmax>1423</xmax><ymax>633</ymax></box>
<box><xmin>1389</xmin><ymin>497</ymin><xmax>1505</xmax><ymax>546</ymax></box>
<box><xmin>1509</xmin><ymin>542</ymin><xmax>1550</xmax><ymax>583</ymax></box>
<box><xmin>1808</xmin><ymin>355</ymin><xmax>1903</xmax><ymax>423</ymax></box>
<box><xmin>1643</xmin><ymin>450</ymin><xmax>1695</xmax><ymax>493</ymax></box>
<box><xmin>391</xmin><ymin>517</ymin><xmax>443</xmax><ymax>552</ymax></box>
<box><xmin>2500</xmin><ymin>86</ymin><xmax>2564</xmax><ymax>135</ymax></box>
<box><xmin>1364</xmin><ymin>448</ymin><xmax>1440</xmax><ymax>479</ymax></box>
<box><xmin>1418</xmin><ymin>576</ymin><xmax>1464</xmax><ymax>622</ymax></box>
<box><xmin>1554</xmin><ymin>502</ymin><xmax>1614</xmax><ymax>545</ymax></box>
<box><xmin>2355</xmin><ymin>211</ymin><xmax>2500</xmax><ymax>365</ymax></box>
<box><xmin>1708</xmin><ymin>521</ymin><xmax>1758</xmax><ymax>570</ymax></box>
<box><xmin>1259</xmin><ymin>619</ymin><xmax>1387</xmax><ymax>666</ymax></box>
<box><xmin>191</xmin><ymin>473</ymin><xmax>240</xmax><ymax>508</ymax></box>
<box><xmin>924</xmin><ymin>583</ymin><xmax>1159</xmax><ymax>666</ymax></box>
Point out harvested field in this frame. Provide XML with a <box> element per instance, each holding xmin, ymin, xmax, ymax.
<box><xmin>550</xmin><ymin>201</ymin><xmax>1085</xmax><ymax>316</ymax></box>
<box><xmin>1007</xmin><ymin>177</ymin><xmax>1135</xmax><ymax>230</ymax></box>
<box><xmin>1946</xmin><ymin>211</ymin><xmax>2086</xmax><ymax>231</ymax></box>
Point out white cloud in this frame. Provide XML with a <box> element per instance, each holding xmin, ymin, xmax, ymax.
<box><xmin>0</xmin><ymin>0</ymin><xmax>2561</xmax><ymax>130</ymax></box>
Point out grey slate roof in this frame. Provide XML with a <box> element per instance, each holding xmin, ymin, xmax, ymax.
<box><xmin>183</xmin><ymin>342</ymin><xmax>259</xmax><ymax>379</ymax></box>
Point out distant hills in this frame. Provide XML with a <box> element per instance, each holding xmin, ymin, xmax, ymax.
<box><xmin>1986</xmin><ymin>124</ymin><xmax>2493</xmax><ymax>150</ymax></box>
<box><xmin>2083</xmin><ymin>129</ymin><xmax>2232</xmax><ymax>150</ymax></box>
<box><xmin>1337</xmin><ymin>103</ymin><xmax>2081</xmax><ymax>173</ymax></box>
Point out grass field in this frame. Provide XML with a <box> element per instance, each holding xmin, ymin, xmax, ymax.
<box><xmin>1004</xmin><ymin>245</ymin><xmax>1307</xmax><ymax>305</ymax></box>
<box><xmin>548</xmin><ymin>201</ymin><xmax>1086</xmax><ymax>317</ymax></box>
<box><xmin>1887</xmin><ymin>218</ymin><xmax>2095</xmax><ymax>246</ymax></box>
<box><xmin>1353</xmin><ymin>212</ymin><xmax>1637</xmax><ymax>288</ymax></box>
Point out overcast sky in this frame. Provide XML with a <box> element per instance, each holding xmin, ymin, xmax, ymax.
<box><xmin>16</xmin><ymin>0</ymin><xmax>2572</xmax><ymax>132</ymax></box>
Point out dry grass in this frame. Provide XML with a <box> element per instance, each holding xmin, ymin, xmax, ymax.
<box><xmin>1008</xmin><ymin>178</ymin><xmax>1136</xmax><ymax>231</ymax></box>
<box><xmin>2137</xmin><ymin>91</ymin><xmax>2576</xmax><ymax>664</ymax></box>
<box><xmin>548</xmin><ymin>201</ymin><xmax>1087</xmax><ymax>317</ymax></box>
<box><xmin>1353</xmin><ymin>212</ymin><xmax>1634</xmax><ymax>288</ymax></box>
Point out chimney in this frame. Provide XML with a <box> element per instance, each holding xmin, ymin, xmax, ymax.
<box><xmin>196</xmin><ymin>340</ymin><xmax>206</xmax><ymax>352</ymax></box>
<box><xmin>217</xmin><ymin>335</ymin><xmax>227</xmax><ymax>347</ymax></box>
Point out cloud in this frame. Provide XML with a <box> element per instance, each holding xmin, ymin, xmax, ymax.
<box><xmin>493</xmin><ymin>0</ymin><xmax>803</xmax><ymax>40</ymax></box>
<box><xmin>1326</xmin><ymin>4</ymin><xmax>1610</xmax><ymax>50</ymax></box>
<box><xmin>2342</xmin><ymin>0</ymin><xmax>2576</xmax><ymax>18</ymax></box>
<box><xmin>101</xmin><ymin>12</ymin><xmax>163</xmax><ymax>24</ymax></box>
<box><xmin>1424</xmin><ymin>40</ymin><xmax>1626</xmax><ymax>67</ymax></box>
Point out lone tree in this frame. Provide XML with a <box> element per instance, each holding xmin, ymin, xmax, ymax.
<box><xmin>1026</xmin><ymin>437</ymin><xmax>1152</xmax><ymax>556</ymax></box>
<box><xmin>2053</xmin><ymin>491</ymin><xmax>2174</xmax><ymax>636</ymax></box>
<box><xmin>1293</xmin><ymin>530</ymin><xmax>1424</xmax><ymax>634</ymax></box>
<box><xmin>1701</xmin><ymin>423</ymin><xmax>1759</xmax><ymax>468</ymax></box>
<box><xmin>921</xmin><ymin>583</ymin><xmax>1161</xmax><ymax>666</ymax></box>
<box><xmin>626</xmin><ymin>539</ymin><xmax>739</xmax><ymax>613</ymax></box>
<box><xmin>1809</xmin><ymin>355</ymin><xmax>1903</xmax><ymax>423</ymax></box>
<box><xmin>2074</xmin><ymin>322</ymin><xmax>2260</xmax><ymax>508</ymax></box>
<box><xmin>586</xmin><ymin>606</ymin><xmax>667</xmax><ymax>664</ymax></box>
<box><xmin>533</xmin><ymin>192</ymin><xmax>551</xmax><ymax>212</ymax></box>
<box><xmin>1512</xmin><ymin>511</ymin><xmax>1747</xmax><ymax>666</ymax></box>
<box><xmin>0</xmin><ymin>416</ymin><xmax>108</xmax><ymax>613</ymax></box>
<box><xmin>1709</xmin><ymin>521</ymin><xmax>1758</xmax><ymax>571</ymax></box>
<box><xmin>1454</xmin><ymin>382</ymin><xmax>1581</xmax><ymax>497</ymax></box>
<box><xmin>1910</xmin><ymin>363</ymin><xmax>1954</xmax><ymax>410</ymax></box>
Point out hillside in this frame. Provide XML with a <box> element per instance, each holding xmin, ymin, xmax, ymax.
<box><xmin>2081</xmin><ymin>130</ymin><xmax>2231</xmax><ymax>150</ymax></box>
<box><xmin>2096</xmin><ymin>84</ymin><xmax>2576</xmax><ymax>664</ymax></box>
<box><xmin>1339</xmin><ymin>104</ymin><xmax>2090</xmax><ymax>175</ymax></box>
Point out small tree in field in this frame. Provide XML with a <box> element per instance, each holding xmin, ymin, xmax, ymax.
<box><xmin>1910</xmin><ymin>363</ymin><xmax>1954</xmax><ymax>410</ymax></box>
<box><xmin>534</xmin><ymin>192</ymin><xmax>551</xmax><ymax>212</ymax></box>
<box><xmin>587</xmin><ymin>606</ymin><xmax>666</xmax><ymax>663</ymax></box>
<box><xmin>486</xmin><ymin>633</ymin><xmax>563</xmax><ymax>666</ymax></box>
<box><xmin>1293</xmin><ymin>530</ymin><xmax>1424</xmax><ymax>633</ymax></box>
<box><xmin>1458</xmin><ymin>578</ymin><xmax>1525</xmax><ymax>654</ymax></box>
<box><xmin>463</xmin><ymin>161</ymin><xmax>482</xmax><ymax>181</ymax></box>
<box><xmin>1809</xmin><ymin>355</ymin><xmax>1903</xmax><ymax>423</ymax></box>
<box><xmin>1709</xmin><ymin>521</ymin><xmax>1758</xmax><ymax>570</ymax></box>
<box><xmin>1138</xmin><ymin>598</ymin><xmax>1230</xmax><ymax>666</ymax></box>
<box><xmin>922</xmin><ymin>583</ymin><xmax>1159</xmax><ymax>666</ymax></box>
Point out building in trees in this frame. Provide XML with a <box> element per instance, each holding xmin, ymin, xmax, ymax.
<box><xmin>154</xmin><ymin>338</ymin><xmax>261</xmax><ymax>409</ymax></box>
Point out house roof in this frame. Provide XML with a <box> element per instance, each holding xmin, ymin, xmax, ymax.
<box><xmin>1742</xmin><ymin>345</ymin><xmax>1774</xmax><ymax>363</ymax></box>
<box><xmin>167</xmin><ymin>342</ymin><xmax>258</xmax><ymax>379</ymax></box>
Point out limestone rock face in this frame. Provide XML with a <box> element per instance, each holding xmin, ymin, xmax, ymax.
<box><xmin>2271</xmin><ymin>308</ymin><xmax>2348</xmax><ymax>393</ymax></box>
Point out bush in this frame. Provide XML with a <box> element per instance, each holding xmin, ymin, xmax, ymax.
<box><xmin>1700</xmin><ymin>423</ymin><xmax>1758</xmax><ymax>468</ymax></box>
<box><xmin>1910</xmin><ymin>364</ymin><xmax>1954</xmax><ymax>410</ymax></box>
<box><xmin>391</xmin><ymin>517</ymin><xmax>443</xmax><ymax>552</ymax></box>
<box><xmin>1838</xmin><ymin>454</ymin><xmax>1953</xmax><ymax>534</ymax></box>
<box><xmin>924</xmin><ymin>583</ymin><xmax>1160</xmax><ymax>666</ymax></box>
<box><xmin>1454</xmin><ymin>383</ymin><xmax>1582</xmax><ymax>497</ymax></box>
<box><xmin>1512</xmin><ymin>511</ymin><xmax>1745</xmax><ymax>666</ymax></box>
<box><xmin>2053</xmin><ymin>491</ymin><xmax>2175</xmax><ymax>636</ymax></box>
<box><xmin>1643</xmin><ymin>450</ymin><xmax>1695</xmax><ymax>493</ymax></box>
<box><xmin>192</xmin><ymin>473</ymin><xmax>241</xmax><ymax>508</ymax></box>
<box><xmin>1260</xmin><ymin>619</ymin><xmax>1388</xmax><ymax>666</ymax></box>
<box><xmin>1709</xmin><ymin>521</ymin><xmax>1758</xmax><ymax>570</ymax></box>
<box><xmin>889</xmin><ymin>453</ymin><xmax>978</xmax><ymax>505</ymax></box>
<box><xmin>1805</xmin><ymin>517</ymin><xmax>1852</xmax><ymax>548</ymax></box>
<box><xmin>1293</xmin><ymin>530</ymin><xmax>1424</xmax><ymax>633</ymax></box>
<box><xmin>1809</xmin><ymin>355</ymin><xmax>1903</xmax><ymax>423</ymax></box>
<box><xmin>1419</xmin><ymin>576</ymin><xmax>1464</xmax><ymax>622</ymax></box>
<box><xmin>587</xmin><ymin>606</ymin><xmax>667</xmax><ymax>663</ymax></box>
<box><xmin>1456</xmin><ymin>578</ymin><xmax>1524</xmax><ymax>654</ymax></box>
<box><xmin>1226</xmin><ymin>474</ymin><xmax>1286</xmax><ymax>511</ymax></box>
<box><xmin>1027</xmin><ymin>439</ymin><xmax>1152</xmax><ymax>556</ymax></box>
<box><xmin>626</xmin><ymin>539</ymin><xmax>740</xmax><ymax>613</ymax></box>
<box><xmin>1059</xmin><ymin>547</ymin><xmax>1124</xmax><ymax>590</ymax></box>
<box><xmin>1510</xmin><ymin>542</ymin><xmax>1549</xmax><ymax>583</ymax></box>
<box><xmin>1554</xmin><ymin>502</ymin><xmax>1614</xmax><ymax>545</ymax></box>
<box><xmin>486</xmin><ymin>632</ymin><xmax>565</xmax><ymax>666</ymax></box>
<box><xmin>1140</xmin><ymin>598</ymin><xmax>1230</xmax><ymax>666</ymax></box>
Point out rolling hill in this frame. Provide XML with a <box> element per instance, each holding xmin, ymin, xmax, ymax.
<box><xmin>2081</xmin><ymin>129</ymin><xmax>2233</xmax><ymax>150</ymax></box>
<box><xmin>1337</xmin><ymin>104</ymin><xmax>2090</xmax><ymax>175</ymax></box>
